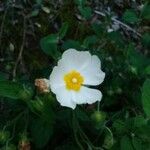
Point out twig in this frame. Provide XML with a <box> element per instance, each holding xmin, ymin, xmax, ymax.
<box><xmin>12</xmin><ymin>16</ymin><xmax>26</xmax><ymax>80</ymax></box>
<box><xmin>94</xmin><ymin>10</ymin><xmax>141</xmax><ymax>38</ymax></box>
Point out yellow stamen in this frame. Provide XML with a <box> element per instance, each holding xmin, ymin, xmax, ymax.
<box><xmin>64</xmin><ymin>70</ymin><xmax>84</xmax><ymax>91</ymax></box>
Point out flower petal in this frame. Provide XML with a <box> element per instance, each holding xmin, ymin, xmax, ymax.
<box><xmin>49</xmin><ymin>66</ymin><xmax>65</xmax><ymax>93</ymax></box>
<box><xmin>81</xmin><ymin>55</ymin><xmax>105</xmax><ymax>86</ymax></box>
<box><xmin>49</xmin><ymin>49</ymin><xmax>105</xmax><ymax>109</ymax></box>
<box><xmin>58</xmin><ymin>49</ymin><xmax>91</xmax><ymax>72</ymax></box>
<box><xmin>55</xmin><ymin>87</ymin><xmax>76</xmax><ymax>109</ymax></box>
<box><xmin>72</xmin><ymin>86</ymin><xmax>102</xmax><ymax>104</ymax></box>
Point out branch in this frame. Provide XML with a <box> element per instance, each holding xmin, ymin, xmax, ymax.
<box><xmin>94</xmin><ymin>10</ymin><xmax>141</xmax><ymax>38</ymax></box>
<box><xmin>12</xmin><ymin>17</ymin><xmax>26</xmax><ymax>80</ymax></box>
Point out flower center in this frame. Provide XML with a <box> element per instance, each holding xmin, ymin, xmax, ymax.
<box><xmin>64</xmin><ymin>70</ymin><xmax>84</xmax><ymax>91</ymax></box>
<box><xmin>72</xmin><ymin>78</ymin><xmax>78</xmax><ymax>83</ymax></box>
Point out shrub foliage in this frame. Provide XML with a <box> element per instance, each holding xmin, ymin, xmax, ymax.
<box><xmin>0</xmin><ymin>0</ymin><xmax>150</xmax><ymax>149</ymax></box>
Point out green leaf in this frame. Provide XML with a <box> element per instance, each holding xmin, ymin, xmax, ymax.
<box><xmin>142</xmin><ymin>33</ymin><xmax>150</xmax><ymax>48</ymax></box>
<box><xmin>132</xmin><ymin>137</ymin><xmax>142</xmax><ymax>150</ymax></box>
<box><xmin>74</xmin><ymin>0</ymin><xmax>86</xmax><ymax>6</ymax></box>
<box><xmin>40</xmin><ymin>34</ymin><xmax>61</xmax><ymax>59</ymax></box>
<box><xmin>142</xmin><ymin>79</ymin><xmax>150</xmax><ymax>117</ymax></box>
<box><xmin>122</xmin><ymin>10</ymin><xmax>138</xmax><ymax>24</ymax></box>
<box><xmin>29</xmin><ymin>96</ymin><xmax>54</xmax><ymax>123</ymax></box>
<box><xmin>103</xmin><ymin>127</ymin><xmax>113</xmax><ymax>149</ymax></box>
<box><xmin>30</xmin><ymin>118</ymin><xmax>53</xmax><ymax>148</ymax></box>
<box><xmin>92</xmin><ymin>23</ymin><xmax>105</xmax><ymax>37</ymax></box>
<box><xmin>41</xmin><ymin>98</ymin><xmax>55</xmax><ymax>122</ymax></box>
<box><xmin>83</xmin><ymin>35</ymin><xmax>98</xmax><ymax>48</ymax></box>
<box><xmin>135</xmin><ymin>125</ymin><xmax>150</xmax><ymax>142</ymax></box>
<box><xmin>0</xmin><ymin>72</ymin><xmax>8</xmax><ymax>81</ymax></box>
<box><xmin>108</xmin><ymin>31</ymin><xmax>124</xmax><ymax>47</ymax></box>
<box><xmin>110</xmin><ymin>142</ymin><xmax>120</xmax><ymax>150</ymax></box>
<box><xmin>113</xmin><ymin>120</ymin><xmax>127</xmax><ymax>134</ymax></box>
<box><xmin>62</xmin><ymin>40</ymin><xmax>82</xmax><ymax>50</ymax></box>
<box><xmin>79</xmin><ymin>6</ymin><xmax>92</xmax><ymax>19</ymax></box>
<box><xmin>58</xmin><ymin>22</ymin><xmax>69</xmax><ymax>39</ymax></box>
<box><xmin>120</xmin><ymin>135</ymin><xmax>134</xmax><ymax>150</ymax></box>
<box><xmin>127</xmin><ymin>44</ymin><xmax>149</xmax><ymax>72</ymax></box>
<box><xmin>145</xmin><ymin>65</ymin><xmax>150</xmax><ymax>75</ymax></box>
<box><xmin>133</xmin><ymin>116</ymin><xmax>147</xmax><ymax>128</ymax></box>
<box><xmin>141</xmin><ymin>3</ymin><xmax>150</xmax><ymax>20</ymax></box>
<box><xmin>0</xmin><ymin>81</ymin><xmax>32</xmax><ymax>100</ymax></box>
<box><xmin>29</xmin><ymin>9</ymin><xmax>39</xmax><ymax>17</ymax></box>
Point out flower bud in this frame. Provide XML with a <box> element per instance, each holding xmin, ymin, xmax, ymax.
<box><xmin>91</xmin><ymin>111</ymin><xmax>106</xmax><ymax>124</ymax></box>
<box><xmin>35</xmin><ymin>78</ymin><xmax>50</xmax><ymax>93</ymax></box>
<box><xmin>18</xmin><ymin>133</ymin><xmax>31</xmax><ymax>150</ymax></box>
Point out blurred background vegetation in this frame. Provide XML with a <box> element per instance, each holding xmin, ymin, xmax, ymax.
<box><xmin>0</xmin><ymin>0</ymin><xmax>150</xmax><ymax>150</ymax></box>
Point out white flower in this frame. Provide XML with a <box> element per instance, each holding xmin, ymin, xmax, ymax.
<box><xmin>49</xmin><ymin>49</ymin><xmax>105</xmax><ymax>109</ymax></box>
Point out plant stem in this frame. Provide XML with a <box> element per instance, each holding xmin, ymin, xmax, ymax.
<box><xmin>97</xmin><ymin>101</ymin><xmax>100</xmax><ymax>112</ymax></box>
<box><xmin>72</xmin><ymin>111</ymin><xmax>84</xmax><ymax>150</ymax></box>
<box><xmin>73</xmin><ymin>110</ymin><xmax>104</xmax><ymax>150</ymax></box>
